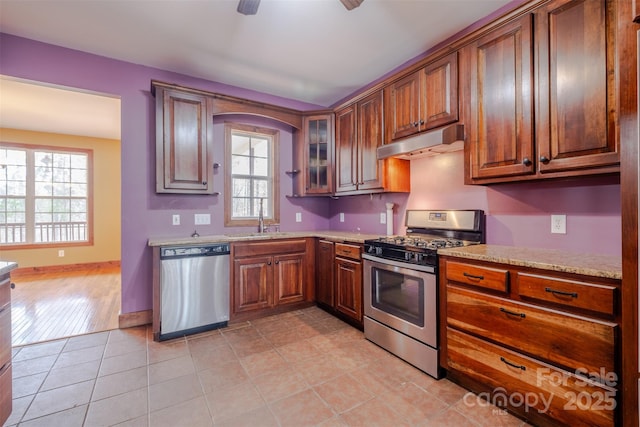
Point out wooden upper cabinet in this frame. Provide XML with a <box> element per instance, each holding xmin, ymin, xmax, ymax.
<box><xmin>357</xmin><ymin>91</ymin><xmax>384</xmax><ymax>191</ymax></box>
<box><xmin>466</xmin><ymin>14</ymin><xmax>535</xmax><ymax>181</ymax></box>
<box><xmin>385</xmin><ymin>52</ymin><xmax>458</xmax><ymax>142</ymax></box>
<box><xmin>535</xmin><ymin>0</ymin><xmax>619</xmax><ymax>174</ymax></box>
<box><xmin>335</xmin><ymin>104</ymin><xmax>358</xmax><ymax>193</ymax></box>
<box><xmin>302</xmin><ymin>114</ymin><xmax>334</xmax><ymax>195</ymax></box>
<box><xmin>465</xmin><ymin>0</ymin><xmax>619</xmax><ymax>184</ymax></box>
<box><xmin>154</xmin><ymin>85</ymin><xmax>215</xmax><ymax>194</ymax></box>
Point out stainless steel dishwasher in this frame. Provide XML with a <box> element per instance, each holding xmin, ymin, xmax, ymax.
<box><xmin>159</xmin><ymin>242</ymin><xmax>230</xmax><ymax>341</ymax></box>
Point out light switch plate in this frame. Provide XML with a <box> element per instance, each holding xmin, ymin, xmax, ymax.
<box><xmin>172</xmin><ymin>214</ymin><xmax>180</xmax><ymax>225</ymax></box>
<box><xmin>380</xmin><ymin>213</ymin><xmax>386</xmax><ymax>224</ymax></box>
<box><xmin>339</xmin><ymin>213</ymin><xmax>345</xmax><ymax>222</ymax></box>
<box><xmin>295</xmin><ymin>212</ymin><xmax>302</xmax><ymax>222</ymax></box>
<box><xmin>194</xmin><ymin>214</ymin><xmax>211</xmax><ymax>225</ymax></box>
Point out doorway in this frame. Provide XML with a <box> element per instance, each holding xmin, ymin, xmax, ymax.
<box><xmin>0</xmin><ymin>76</ymin><xmax>122</xmax><ymax>346</ymax></box>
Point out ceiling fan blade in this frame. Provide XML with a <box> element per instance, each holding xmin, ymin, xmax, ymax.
<box><xmin>340</xmin><ymin>0</ymin><xmax>364</xmax><ymax>10</ymax></box>
<box><xmin>237</xmin><ymin>0</ymin><xmax>260</xmax><ymax>15</ymax></box>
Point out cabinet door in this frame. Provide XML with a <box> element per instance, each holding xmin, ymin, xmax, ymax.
<box><xmin>423</xmin><ymin>51</ymin><xmax>459</xmax><ymax>130</ymax></box>
<box><xmin>535</xmin><ymin>0</ymin><xmax>619</xmax><ymax>173</ymax></box>
<box><xmin>385</xmin><ymin>71</ymin><xmax>422</xmax><ymax>140</ymax></box>
<box><xmin>274</xmin><ymin>253</ymin><xmax>305</xmax><ymax>305</ymax></box>
<box><xmin>357</xmin><ymin>91</ymin><xmax>384</xmax><ymax>191</ymax></box>
<box><xmin>316</xmin><ymin>240</ymin><xmax>335</xmax><ymax>307</ymax></box>
<box><xmin>156</xmin><ymin>87</ymin><xmax>213</xmax><ymax>193</ymax></box>
<box><xmin>304</xmin><ymin>114</ymin><xmax>333</xmax><ymax>194</ymax></box>
<box><xmin>467</xmin><ymin>14</ymin><xmax>535</xmax><ymax>180</ymax></box>
<box><xmin>335</xmin><ymin>257</ymin><xmax>363</xmax><ymax>323</ymax></box>
<box><xmin>233</xmin><ymin>256</ymin><xmax>272</xmax><ymax>313</ymax></box>
<box><xmin>335</xmin><ymin>105</ymin><xmax>358</xmax><ymax>193</ymax></box>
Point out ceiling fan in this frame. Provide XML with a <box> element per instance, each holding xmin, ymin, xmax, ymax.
<box><xmin>237</xmin><ymin>0</ymin><xmax>364</xmax><ymax>15</ymax></box>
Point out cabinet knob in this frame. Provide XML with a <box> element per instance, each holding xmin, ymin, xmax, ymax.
<box><xmin>539</xmin><ymin>156</ymin><xmax>550</xmax><ymax>164</ymax></box>
<box><xmin>522</xmin><ymin>157</ymin><xmax>532</xmax><ymax>166</ymax></box>
<box><xmin>267</xmin><ymin>261</ymin><xmax>272</xmax><ymax>265</ymax></box>
<box><xmin>275</xmin><ymin>260</ymin><xmax>279</xmax><ymax>264</ymax></box>
<box><xmin>202</xmin><ymin>181</ymin><xmax>207</xmax><ymax>186</ymax></box>
<box><xmin>10</xmin><ymin>282</ymin><xmax>15</xmax><ymax>289</ymax></box>
<box><xmin>419</xmin><ymin>119</ymin><xmax>425</xmax><ymax>125</ymax></box>
<box><xmin>412</xmin><ymin>121</ymin><xmax>419</xmax><ymax>127</ymax></box>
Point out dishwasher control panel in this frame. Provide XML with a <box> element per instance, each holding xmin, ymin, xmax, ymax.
<box><xmin>160</xmin><ymin>243</ymin><xmax>230</xmax><ymax>259</ymax></box>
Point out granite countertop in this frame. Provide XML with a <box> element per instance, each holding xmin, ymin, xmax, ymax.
<box><xmin>0</xmin><ymin>261</ymin><xmax>18</xmax><ymax>276</ymax></box>
<box><xmin>438</xmin><ymin>244</ymin><xmax>622</xmax><ymax>280</ymax></box>
<box><xmin>148</xmin><ymin>230</ymin><xmax>381</xmax><ymax>247</ymax></box>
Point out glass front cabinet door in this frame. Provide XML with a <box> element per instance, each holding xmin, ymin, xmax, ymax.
<box><xmin>303</xmin><ymin>114</ymin><xmax>334</xmax><ymax>195</ymax></box>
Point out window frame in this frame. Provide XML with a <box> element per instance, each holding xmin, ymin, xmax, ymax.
<box><xmin>0</xmin><ymin>142</ymin><xmax>94</xmax><ymax>249</ymax></box>
<box><xmin>224</xmin><ymin>122</ymin><xmax>280</xmax><ymax>228</ymax></box>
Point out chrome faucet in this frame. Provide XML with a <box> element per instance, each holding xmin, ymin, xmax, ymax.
<box><xmin>258</xmin><ymin>198</ymin><xmax>265</xmax><ymax>233</ymax></box>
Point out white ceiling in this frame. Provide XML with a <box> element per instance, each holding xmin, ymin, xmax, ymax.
<box><xmin>0</xmin><ymin>0</ymin><xmax>514</xmax><ymax>138</ymax></box>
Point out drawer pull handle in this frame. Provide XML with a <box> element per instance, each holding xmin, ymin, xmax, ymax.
<box><xmin>545</xmin><ymin>287</ymin><xmax>578</xmax><ymax>298</ymax></box>
<box><xmin>500</xmin><ymin>357</ymin><xmax>526</xmax><ymax>371</ymax></box>
<box><xmin>500</xmin><ymin>307</ymin><xmax>526</xmax><ymax>318</ymax></box>
<box><xmin>463</xmin><ymin>272</ymin><xmax>484</xmax><ymax>281</ymax></box>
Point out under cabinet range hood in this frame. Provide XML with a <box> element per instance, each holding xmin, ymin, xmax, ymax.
<box><xmin>377</xmin><ymin>124</ymin><xmax>465</xmax><ymax>160</ymax></box>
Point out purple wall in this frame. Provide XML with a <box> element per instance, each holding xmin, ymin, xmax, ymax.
<box><xmin>1</xmin><ymin>32</ymin><xmax>621</xmax><ymax>317</ymax></box>
<box><xmin>0</xmin><ymin>34</ymin><xmax>330</xmax><ymax>314</ymax></box>
<box><xmin>329</xmin><ymin>152</ymin><xmax>621</xmax><ymax>256</ymax></box>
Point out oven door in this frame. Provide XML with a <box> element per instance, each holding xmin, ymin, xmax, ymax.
<box><xmin>363</xmin><ymin>254</ymin><xmax>437</xmax><ymax>348</ymax></box>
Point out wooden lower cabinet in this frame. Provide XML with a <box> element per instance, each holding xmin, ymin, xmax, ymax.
<box><xmin>231</xmin><ymin>239</ymin><xmax>314</xmax><ymax>321</ymax></box>
<box><xmin>315</xmin><ymin>240</ymin><xmax>335</xmax><ymax>307</ymax></box>
<box><xmin>335</xmin><ymin>255</ymin><xmax>362</xmax><ymax>324</ymax></box>
<box><xmin>0</xmin><ymin>273</ymin><xmax>13</xmax><ymax>426</ymax></box>
<box><xmin>440</xmin><ymin>256</ymin><xmax>620</xmax><ymax>426</ymax></box>
<box><xmin>315</xmin><ymin>240</ymin><xmax>363</xmax><ymax>328</ymax></box>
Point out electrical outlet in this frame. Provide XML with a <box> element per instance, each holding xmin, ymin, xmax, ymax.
<box><xmin>194</xmin><ymin>214</ymin><xmax>211</xmax><ymax>225</ymax></box>
<box><xmin>295</xmin><ymin>212</ymin><xmax>302</xmax><ymax>222</ymax></box>
<box><xmin>380</xmin><ymin>212</ymin><xmax>386</xmax><ymax>224</ymax></box>
<box><xmin>339</xmin><ymin>213</ymin><xmax>345</xmax><ymax>222</ymax></box>
<box><xmin>58</xmin><ymin>250</ymin><xmax>65</xmax><ymax>257</ymax></box>
<box><xmin>551</xmin><ymin>214</ymin><xmax>566</xmax><ymax>234</ymax></box>
<box><xmin>172</xmin><ymin>214</ymin><xmax>180</xmax><ymax>225</ymax></box>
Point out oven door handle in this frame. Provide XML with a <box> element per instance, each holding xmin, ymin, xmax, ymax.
<box><xmin>362</xmin><ymin>253</ymin><xmax>435</xmax><ymax>274</ymax></box>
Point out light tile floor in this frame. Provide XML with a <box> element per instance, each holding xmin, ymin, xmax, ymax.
<box><xmin>4</xmin><ymin>306</ymin><xmax>528</xmax><ymax>426</ymax></box>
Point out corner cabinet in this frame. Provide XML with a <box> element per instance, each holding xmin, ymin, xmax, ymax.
<box><xmin>335</xmin><ymin>91</ymin><xmax>410</xmax><ymax>195</ymax></box>
<box><xmin>384</xmin><ymin>51</ymin><xmax>459</xmax><ymax>142</ymax></box>
<box><xmin>231</xmin><ymin>239</ymin><xmax>315</xmax><ymax>322</ymax></box>
<box><xmin>153</xmin><ymin>82</ymin><xmax>216</xmax><ymax>194</ymax></box>
<box><xmin>302</xmin><ymin>114</ymin><xmax>334</xmax><ymax>195</ymax></box>
<box><xmin>440</xmin><ymin>255</ymin><xmax>620</xmax><ymax>426</ymax></box>
<box><xmin>464</xmin><ymin>0</ymin><xmax>620</xmax><ymax>184</ymax></box>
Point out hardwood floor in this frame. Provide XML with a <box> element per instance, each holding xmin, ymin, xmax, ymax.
<box><xmin>10</xmin><ymin>264</ymin><xmax>121</xmax><ymax>347</ymax></box>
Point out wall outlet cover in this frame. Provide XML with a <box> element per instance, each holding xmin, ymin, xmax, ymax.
<box><xmin>296</xmin><ymin>212</ymin><xmax>302</xmax><ymax>222</ymax></box>
<box><xmin>172</xmin><ymin>214</ymin><xmax>180</xmax><ymax>225</ymax></box>
<box><xmin>551</xmin><ymin>214</ymin><xmax>566</xmax><ymax>234</ymax></box>
<box><xmin>339</xmin><ymin>213</ymin><xmax>345</xmax><ymax>222</ymax></box>
<box><xmin>380</xmin><ymin>212</ymin><xmax>386</xmax><ymax>224</ymax></box>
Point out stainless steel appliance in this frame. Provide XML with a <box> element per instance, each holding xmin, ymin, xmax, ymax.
<box><xmin>363</xmin><ymin>209</ymin><xmax>485</xmax><ymax>378</ymax></box>
<box><xmin>159</xmin><ymin>242</ymin><xmax>230</xmax><ymax>341</ymax></box>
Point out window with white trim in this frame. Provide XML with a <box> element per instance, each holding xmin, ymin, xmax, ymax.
<box><xmin>0</xmin><ymin>144</ymin><xmax>92</xmax><ymax>246</ymax></box>
<box><xmin>224</xmin><ymin>123</ymin><xmax>279</xmax><ymax>227</ymax></box>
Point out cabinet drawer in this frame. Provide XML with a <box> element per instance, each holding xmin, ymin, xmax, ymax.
<box><xmin>517</xmin><ymin>272</ymin><xmax>617</xmax><ymax>316</ymax></box>
<box><xmin>447</xmin><ymin>286</ymin><xmax>616</xmax><ymax>375</ymax></box>
<box><xmin>233</xmin><ymin>239</ymin><xmax>307</xmax><ymax>258</ymax></box>
<box><xmin>0</xmin><ymin>303</ymin><xmax>10</xmax><ymax>368</ymax></box>
<box><xmin>445</xmin><ymin>260</ymin><xmax>509</xmax><ymax>293</ymax></box>
<box><xmin>335</xmin><ymin>243</ymin><xmax>361</xmax><ymax>260</ymax></box>
<box><xmin>447</xmin><ymin>328</ymin><xmax>616</xmax><ymax>427</ymax></box>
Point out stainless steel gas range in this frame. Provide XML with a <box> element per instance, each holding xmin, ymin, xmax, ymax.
<box><xmin>362</xmin><ymin>209</ymin><xmax>485</xmax><ymax>378</ymax></box>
